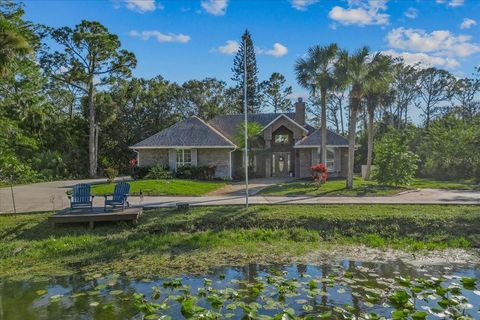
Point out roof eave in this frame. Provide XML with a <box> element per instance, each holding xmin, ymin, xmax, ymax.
<box><xmin>259</xmin><ymin>114</ymin><xmax>308</xmax><ymax>134</ymax></box>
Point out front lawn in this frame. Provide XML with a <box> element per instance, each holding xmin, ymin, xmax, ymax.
<box><xmin>260</xmin><ymin>177</ymin><xmax>479</xmax><ymax>196</ymax></box>
<box><xmin>410</xmin><ymin>178</ymin><xmax>479</xmax><ymax>190</ymax></box>
<box><xmin>91</xmin><ymin>179</ymin><xmax>226</xmax><ymax>196</ymax></box>
<box><xmin>1</xmin><ymin>204</ymin><xmax>479</xmax><ymax>280</ymax></box>
<box><xmin>260</xmin><ymin>177</ymin><xmax>406</xmax><ymax>196</ymax></box>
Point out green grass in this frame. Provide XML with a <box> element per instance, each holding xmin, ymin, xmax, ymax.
<box><xmin>0</xmin><ymin>204</ymin><xmax>479</xmax><ymax>280</ymax></box>
<box><xmin>410</xmin><ymin>178</ymin><xmax>479</xmax><ymax>190</ymax></box>
<box><xmin>91</xmin><ymin>179</ymin><xmax>226</xmax><ymax>196</ymax></box>
<box><xmin>260</xmin><ymin>177</ymin><xmax>479</xmax><ymax>196</ymax></box>
<box><xmin>260</xmin><ymin>177</ymin><xmax>406</xmax><ymax>196</ymax></box>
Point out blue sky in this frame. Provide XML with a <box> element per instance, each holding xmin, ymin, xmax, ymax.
<box><xmin>24</xmin><ymin>0</ymin><xmax>480</xmax><ymax>99</ymax></box>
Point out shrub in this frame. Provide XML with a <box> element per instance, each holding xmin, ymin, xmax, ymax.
<box><xmin>175</xmin><ymin>165</ymin><xmax>217</xmax><ymax>180</ymax></box>
<box><xmin>310</xmin><ymin>163</ymin><xmax>328</xmax><ymax>188</ymax></box>
<box><xmin>418</xmin><ymin>115</ymin><xmax>480</xmax><ymax>182</ymax></box>
<box><xmin>104</xmin><ymin>167</ymin><xmax>118</xmax><ymax>183</ymax></box>
<box><xmin>132</xmin><ymin>166</ymin><xmax>150</xmax><ymax>180</ymax></box>
<box><xmin>175</xmin><ymin>165</ymin><xmax>193</xmax><ymax>179</ymax></box>
<box><xmin>146</xmin><ymin>165</ymin><xmax>172</xmax><ymax>179</ymax></box>
<box><xmin>0</xmin><ymin>154</ymin><xmax>38</xmax><ymax>184</ymax></box>
<box><xmin>372</xmin><ymin>131</ymin><xmax>419</xmax><ymax>186</ymax></box>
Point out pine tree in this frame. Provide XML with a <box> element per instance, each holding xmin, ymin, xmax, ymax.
<box><xmin>231</xmin><ymin>30</ymin><xmax>259</xmax><ymax>113</ymax></box>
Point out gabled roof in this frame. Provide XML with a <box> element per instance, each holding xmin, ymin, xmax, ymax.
<box><xmin>130</xmin><ymin>116</ymin><xmax>236</xmax><ymax>149</ymax></box>
<box><xmin>259</xmin><ymin>114</ymin><xmax>308</xmax><ymax>134</ymax></box>
<box><xmin>208</xmin><ymin>112</ymin><xmax>313</xmax><ymax>140</ymax></box>
<box><xmin>294</xmin><ymin>128</ymin><xmax>349</xmax><ymax>148</ymax></box>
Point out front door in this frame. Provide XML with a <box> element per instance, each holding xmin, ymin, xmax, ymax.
<box><xmin>272</xmin><ymin>152</ymin><xmax>290</xmax><ymax>177</ymax></box>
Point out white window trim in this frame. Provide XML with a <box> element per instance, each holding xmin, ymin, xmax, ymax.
<box><xmin>312</xmin><ymin>146</ymin><xmax>336</xmax><ymax>172</ymax></box>
<box><xmin>176</xmin><ymin>149</ymin><xmax>192</xmax><ymax>167</ymax></box>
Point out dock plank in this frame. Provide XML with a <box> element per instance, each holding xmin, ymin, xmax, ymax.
<box><xmin>48</xmin><ymin>207</ymin><xmax>142</xmax><ymax>228</ymax></box>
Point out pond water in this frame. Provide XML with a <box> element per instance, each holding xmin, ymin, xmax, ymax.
<box><xmin>1</xmin><ymin>260</ymin><xmax>479</xmax><ymax>319</ymax></box>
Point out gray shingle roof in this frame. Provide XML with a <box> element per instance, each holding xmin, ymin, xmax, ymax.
<box><xmin>208</xmin><ymin>113</ymin><xmax>305</xmax><ymax>140</ymax></box>
<box><xmin>295</xmin><ymin>128</ymin><xmax>349</xmax><ymax>147</ymax></box>
<box><xmin>131</xmin><ymin>116</ymin><xmax>235</xmax><ymax>148</ymax></box>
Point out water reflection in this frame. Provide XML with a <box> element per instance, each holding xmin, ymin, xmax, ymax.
<box><xmin>0</xmin><ymin>260</ymin><xmax>478</xmax><ymax>319</ymax></box>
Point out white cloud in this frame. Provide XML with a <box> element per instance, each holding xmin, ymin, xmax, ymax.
<box><xmin>129</xmin><ymin>30</ymin><xmax>190</xmax><ymax>43</ymax></box>
<box><xmin>383</xmin><ymin>50</ymin><xmax>459</xmax><ymax>69</ymax></box>
<box><xmin>121</xmin><ymin>0</ymin><xmax>159</xmax><ymax>12</ymax></box>
<box><xmin>436</xmin><ymin>0</ymin><xmax>464</xmax><ymax>7</ymax></box>
<box><xmin>258</xmin><ymin>43</ymin><xmax>288</xmax><ymax>57</ymax></box>
<box><xmin>386</xmin><ymin>27</ymin><xmax>480</xmax><ymax>57</ymax></box>
<box><xmin>328</xmin><ymin>0</ymin><xmax>390</xmax><ymax>26</ymax></box>
<box><xmin>215</xmin><ymin>40</ymin><xmax>240</xmax><ymax>55</ymax></box>
<box><xmin>404</xmin><ymin>7</ymin><xmax>417</xmax><ymax>19</ymax></box>
<box><xmin>460</xmin><ymin>18</ymin><xmax>477</xmax><ymax>30</ymax></box>
<box><xmin>290</xmin><ymin>0</ymin><xmax>318</xmax><ymax>11</ymax></box>
<box><xmin>201</xmin><ymin>0</ymin><xmax>228</xmax><ymax>16</ymax></box>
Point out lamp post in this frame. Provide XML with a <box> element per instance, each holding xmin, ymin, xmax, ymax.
<box><xmin>243</xmin><ymin>34</ymin><xmax>249</xmax><ymax>209</ymax></box>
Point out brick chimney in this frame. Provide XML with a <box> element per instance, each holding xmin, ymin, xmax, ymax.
<box><xmin>294</xmin><ymin>97</ymin><xmax>305</xmax><ymax>126</ymax></box>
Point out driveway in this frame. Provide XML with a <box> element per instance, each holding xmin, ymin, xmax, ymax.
<box><xmin>1</xmin><ymin>180</ymin><xmax>479</xmax><ymax>214</ymax></box>
<box><xmin>0</xmin><ymin>177</ymin><xmax>131</xmax><ymax>214</ymax></box>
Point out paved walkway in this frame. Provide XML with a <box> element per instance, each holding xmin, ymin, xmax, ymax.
<box><xmin>1</xmin><ymin>179</ymin><xmax>478</xmax><ymax>213</ymax></box>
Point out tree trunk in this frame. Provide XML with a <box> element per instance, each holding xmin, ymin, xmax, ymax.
<box><xmin>346</xmin><ymin>95</ymin><xmax>359</xmax><ymax>189</ymax></box>
<box><xmin>88</xmin><ymin>80</ymin><xmax>97</xmax><ymax>177</ymax></box>
<box><xmin>340</xmin><ymin>101</ymin><xmax>345</xmax><ymax>136</ymax></box>
<box><xmin>365</xmin><ymin>104</ymin><xmax>375</xmax><ymax>180</ymax></box>
<box><xmin>320</xmin><ymin>88</ymin><xmax>327</xmax><ymax>164</ymax></box>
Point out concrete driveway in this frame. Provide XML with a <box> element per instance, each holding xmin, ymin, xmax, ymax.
<box><xmin>1</xmin><ymin>179</ymin><xmax>479</xmax><ymax>213</ymax></box>
<box><xmin>0</xmin><ymin>177</ymin><xmax>131</xmax><ymax>214</ymax></box>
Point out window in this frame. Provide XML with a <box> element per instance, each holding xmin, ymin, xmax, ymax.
<box><xmin>318</xmin><ymin>148</ymin><xmax>335</xmax><ymax>172</ymax></box>
<box><xmin>326</xmin><ymin>148</ymin><xmax>335</xmax><ymax>171</ymax></box>
<box><xmin>275</xmin><ymin>134</ymin><xmax>289</xmax><ymax>144</ymax></box>
<box><xmin>176</xmin><ymin>149</ymin><xmax>191</xmax><ymax>167</ymax></box>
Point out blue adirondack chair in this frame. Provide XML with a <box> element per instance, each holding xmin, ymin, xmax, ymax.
<box><xmin>104</xmin><ymin>182</ymin><xmax>130</xmax><ymax>212</ymax></box>
<box><xmin>68</xmin><ymin>184</ymin><xmax>94</xmax><ymax>210</ymax></box>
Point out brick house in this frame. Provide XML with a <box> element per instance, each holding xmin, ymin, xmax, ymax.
<box><xmin>130</xmin><ymin>99</ymin><xmax>350</xmax><ymax>179</ymax></box>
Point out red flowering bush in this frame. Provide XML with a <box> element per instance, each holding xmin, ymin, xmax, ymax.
<box><xmin>311</xmin><ymin>163</ymin><xmax>328</xmax><ymax>188</ymax></box>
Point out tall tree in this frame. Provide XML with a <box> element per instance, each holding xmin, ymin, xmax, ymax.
<box><xmin>391</xmin><ymin>62</ymin><xmax>420</xmax><ymax>128</ymax></box>
<box><xmin>327</xmin><ymin>90</ymin><xmax>347</xmax><ymax>135</ymax></box>
<box><xmin>174</xmin><ymin>78</ymin><xmax>232</xmax><ymax>120</ymax></box>
<box><xmin>0</xmin><ymin>2</ymin><xmax>31</xmax><ymax>75</ymax></box>
<box><xmin>258</xmin><ymin>72</ymin><xmax>293</xmax><ymax>113</ymax></box>
<box><xmin>41</xmin><ymin>20</ymin><xmax>136</xmax><ymax>177</ymax></box>
<box><xmin>231</xmin><ymin>30</ymin><xmax>259</xmax><ymax>113</ymax></box>
<box><xmin>335</xmin><ymin>47</ymin><xmax>389</xmax><ymax>189</ymax></box>
<box><xmin>295</xmin><ymin>43</ymin><xmax>338</xmax><ymax>164</ymax></box>
<box><xmin>363</xmin><ymin>54</ymin><xmax>393</xmax><ymax>180</ymax></box>
<box><xmin>452</xmin><ymin>77</ymin><xmax>479</xmax><ymax>120</ymax></box>
<box><xmin>416</xmin><ymin>67</ymin><xmax>455</xmax><ymax>129</ymax></box>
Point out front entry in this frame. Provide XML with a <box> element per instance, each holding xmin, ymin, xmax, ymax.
<box><xmin>272</xmin><ymin>152</ymin><xmax>291</xmax><ymax>177</ymax></box>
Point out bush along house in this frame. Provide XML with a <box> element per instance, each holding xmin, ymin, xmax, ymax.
<box><xmin>130</xmin><ymin>98</ymin><xmax>350</xmax><ymax>180</ymax></box>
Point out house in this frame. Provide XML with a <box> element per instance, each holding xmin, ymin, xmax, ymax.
<box><xmin>130</xmin><ymin>98</ymin><xmax>350</xmax><ymax>180</ymax></box>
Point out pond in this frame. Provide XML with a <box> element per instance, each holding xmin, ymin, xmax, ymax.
<box><xmin>1</xmin><ymin>260</ymin><xmax>479</xmax><ymax>319</ymax></box>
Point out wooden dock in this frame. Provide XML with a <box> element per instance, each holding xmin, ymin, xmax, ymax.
<box><xmin>48</xmin><ymin>207</ymin><xmax>142</xmax><ymax>228</ymax></box>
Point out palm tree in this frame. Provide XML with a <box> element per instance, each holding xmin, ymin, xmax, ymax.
<box><xmin>363</xmin><ymin>54</ymin><xmax>393</xmax><ymax>180</ymax></box>
<box><xmin>0</xmin><ymin>19</ymin><xmax>31</xmax><ymax>75</ymax></box>
<box><xmin>335</xmin><ymin>47</ymin><xmax>389</xmax><ymax>189</ymax></box>
<box><xmin>295</xmin><ymin>43</ymin><xmax>338</xmax><ymax>164</ymax></box>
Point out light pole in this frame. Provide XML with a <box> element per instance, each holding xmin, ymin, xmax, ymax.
<box><xmin>243</xmin><ymin>34</ymin><xmax>249</xmax><ymax>209</ymax></box>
